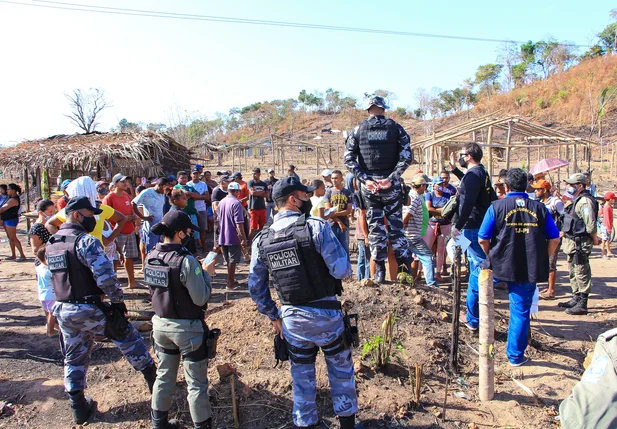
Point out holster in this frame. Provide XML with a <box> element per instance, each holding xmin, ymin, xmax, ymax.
<box><xmin>573</xmin><ymin>237</ymin><xmax>588</xmax><ymax>265</ymax></box>
<box><xmin>343</xmin><ymin>313</ymin><xmax>359</xmax><ymax>348</ymax></box>
<box><xmin>183</xmin><ymin>321</ymin><xmax>220</xmax><ymax>362</ymax></box>
<box><xmin>274</xmin><ymin>334</ymin><xmax>289</xmax><ymax>367</ymax></box>
<box><xmin>97</xmin><ymin>302</ymin><xmax>130</xmax><ymax>341</ymax></box>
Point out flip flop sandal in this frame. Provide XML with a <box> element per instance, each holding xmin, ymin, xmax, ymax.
<box><xmin>539</xmin><ymin>291</ymin><xmax>556</xmax><ymax>300</ymax></box>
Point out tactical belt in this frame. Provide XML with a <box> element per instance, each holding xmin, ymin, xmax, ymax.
<box><xmin>287</xmin><ymin>332</ymin><xmax>349</xmax><ymax>364</ymax></box>
<box><xmin>290</xmin><ymin>301</ymin><xmax>342</xmax><ymax>310</ymax></box>
<box><xmin>58</xmin><ymin>296</ymin><xmax>101</xmax><ymax>305</ymax></box>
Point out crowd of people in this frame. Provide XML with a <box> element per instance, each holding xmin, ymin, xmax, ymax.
<box><xmin>0</xmin><ymin>95</ymin><xmax>615</xmax><ymax>428</ymax></box>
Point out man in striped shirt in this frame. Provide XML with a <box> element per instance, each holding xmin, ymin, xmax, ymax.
<box><xmin>403</xmin><ymin>176</ymin><xmax>436</xmax><ymax>287</ymax></box>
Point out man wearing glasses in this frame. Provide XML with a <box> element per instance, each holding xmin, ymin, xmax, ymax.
<box><xmin>448</xmin><ymin>143</ymin><xmax>497</xmax><ymax>332</ymax></box>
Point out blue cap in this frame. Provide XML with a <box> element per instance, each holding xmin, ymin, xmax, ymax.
<box><xmin>167</xmin><ymin>174</ymin><xmax>177</xmax><ymax>181</ymax></box>
<box><xmin>195</xmin><ymin>164</ymin><xmax>203</xmax><ymax>170</ymax></box>
<box><xmin>61</xmin><ymin>179</ymin><xmax>72</xmax><ymax>191</ymax></box>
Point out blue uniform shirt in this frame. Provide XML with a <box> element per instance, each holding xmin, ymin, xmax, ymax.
<box><xmin>249</xmin><ymin>210</ymin><xmax>352</xmax><ymax>321</ymax></box>
<box><xmin>479</xmin><ymin>192</ymin><xmax>560</xmax><ymax>241</ymax></box>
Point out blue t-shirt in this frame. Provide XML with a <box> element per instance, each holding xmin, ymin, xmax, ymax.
<box><xmin>479</xmin><ymin>192</ymin><xmax>560</xmax><ymax>240</ymax></box>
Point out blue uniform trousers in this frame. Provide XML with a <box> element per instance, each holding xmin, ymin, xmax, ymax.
<box><xmin>331</xmin><ymin>224</ymin><xmax>350</xmax><ymax>262</ymax></box>
<box><xmin>54</xmin><ymin>303</ymin><xmax>153</xmax><ymax>393</ymax></box>
<box><xmin>281</xmin><ymin>305</ymin><xmax>358</xmax><ymax>427</ymax></box>
<box><xmin>505</xmin><ymin>282</ymin><xmax>535</xmax><ymax>364</ymax></box>
<box><xmin>463</xmin><ymin>228</ymin><xmax>487</xmax><ymax>328</ymax></box>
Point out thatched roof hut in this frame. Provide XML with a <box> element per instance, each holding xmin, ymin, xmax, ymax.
<box><xmin>0</xmin><ymin>131</ymin><xmax>193</xmax><ymax>178</ymax></box>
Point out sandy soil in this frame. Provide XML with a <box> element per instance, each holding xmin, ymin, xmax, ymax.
<box><xmin>0</xmin><ymin>219</ymin><xmax>615</xmax><ymax>429</ymax></box>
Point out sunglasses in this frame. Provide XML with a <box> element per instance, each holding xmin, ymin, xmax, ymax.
<box><xmin>459</xmin><ymin>152</ymin><xmax>469</xmax><ymax>157</ymax></box>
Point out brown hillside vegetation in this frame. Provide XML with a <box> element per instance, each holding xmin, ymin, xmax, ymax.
<box><xmin>476</xmin><ymin>55</ymin><xmax>617</xmax><ymax>137</ymax></box>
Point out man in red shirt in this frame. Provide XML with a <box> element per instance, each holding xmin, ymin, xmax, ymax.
<box><xmin>232</xmin><ymin>172</ymin><xmax>249</xmax><ymax>208</ymax></box>
<box><xmin>103</xmin><ymin>173</ymin><xmax>139</xmax><ymax>288</ymax></box>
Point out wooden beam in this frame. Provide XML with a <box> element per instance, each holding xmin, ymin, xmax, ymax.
<box><xmin>487</xmin><ymin>126</ymin><xmax>494</xmax><ymax>178</ymax></box>
<box><xmin>505</xmin><ymin>121</ymin><xmax>512</xmax><ymax>170</ymax></box>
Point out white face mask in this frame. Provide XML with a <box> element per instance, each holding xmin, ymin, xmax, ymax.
<box><xmin>566</xmin><ymin>185</ymin><xmax>577</xmax><ymax>195</ymax></box>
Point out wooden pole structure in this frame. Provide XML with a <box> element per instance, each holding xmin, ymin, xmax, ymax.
<box><xmin>505</xmin><ymin>121</ymin><xmax>512</xmax><ymax>171</ymax></box>
<box><xmin>572</xmin><ymin>144</ymin><xmax>578</xmax><ymax>173</ymax></box>
<box><xmin>587</xmin><ymin>143</ymin><xmax>591</xmax><ymax>172</ymax></box>
<box><xmin>232</xmin><ymin>148</ymin><xmax>236</xmax><ymax>173</ymax></box>
<box><xmin>526</xmin><ymin>141</ymin><xmax>531</xmax><ymax>171</ymax></box>
<box><xmin>478</xmin><ymin>268</ymin><xmax>495</xmax><ymax>401</ymax></box>
<box><xmin>486</xmin><ymin>126</ymin><xmax>494</xmax><ymax>178</ymax></box>
<box><xmin>24</xmin><ymin>168</ymin><xmax>31</xmax><ymax>233</ymax></box>
<box><xmin>449</xmin><ymin>245</ymin><xmax>462</xmax><ymax>372</ymax></box>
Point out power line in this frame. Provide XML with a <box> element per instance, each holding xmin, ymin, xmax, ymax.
<box><xmin>0</xmin><ymin>0</ymin><xmax>591</xmax><ymax>48</ymax></box>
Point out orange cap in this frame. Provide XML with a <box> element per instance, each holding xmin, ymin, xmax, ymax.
<box><xmin>531</xmin><ymin>179</ymin><xmax>552</xmax><ymax>191</ymax></box>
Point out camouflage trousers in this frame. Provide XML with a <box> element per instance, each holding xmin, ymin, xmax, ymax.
<box><xmin>361</xmin><ymin>184</ymin><xmax>410</xmax><ymax>262</ymax></box>
<box><xmin>281</xmin><ymin>304</ymin><xmax>358</xmax><ymax>427</ymax></box>
<box><xmin>54</xmin><ymin>303</ymin><xmax>153</xmax><ymax>393</ymax></box>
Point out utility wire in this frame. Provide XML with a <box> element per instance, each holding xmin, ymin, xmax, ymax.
<box><xmin>0</xmin><ymin>0</ymin><xmax>591</xmax><ymax>48</ymax></box>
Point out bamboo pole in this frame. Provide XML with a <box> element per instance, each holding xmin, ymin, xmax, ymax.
<box><xmin>232</xmin><ymin>148</ymin><xmax>235</xmax><ymax>172</ymax></box>
<box><xmin>526</xmin><ymin>142</ymin><xmax>531</xmax><ymax>171</ymax></box>
<box><xmin>24</xmin><ymin>168</ymin><xmax>31</xmax><ymax>233</ymax></box>
<box><xmin>505</xmin><ymin>122</ymin><xmax>512</xmax><ymax>171</ymax></box>
<box><xmin>478</xmin><ymin>268</ymin><xmax>495</xmax><ymax>402</ymax></box>
<box><xmin>572</xmin><ymin>144</ymin><xmax>578</xmax><ymax>173</ymax></box>
<box><xmin>487</xmin><ymin>126</ymin><xmax>494</xmax><ymax>178</ymax></box>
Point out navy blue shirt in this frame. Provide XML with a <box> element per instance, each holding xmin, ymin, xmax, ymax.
<box><xmin>479</xmin><ymin>192</ymin><xmax>560</xmax><ymax>240</ymax></box>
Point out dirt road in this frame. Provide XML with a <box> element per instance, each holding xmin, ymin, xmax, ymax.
<box><xmin>0</xmin><ymin>221</ymin><xmax>615</xmax><ymax>428</ymax></box>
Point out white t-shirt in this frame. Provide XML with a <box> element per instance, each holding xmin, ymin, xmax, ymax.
<box><xmin>192</xmin><ymin>180</ymin><xmax>209</xmax><ymax>212</ymax></box>
<box><xmin>35</xmin><ymin>264</ymin><xmax>55</xmax><ymax>302</ymax></box>
<box><xmin>310</xmin><ymin>195</ymin><xmax>326</xmax><ymax>217</ymax></box>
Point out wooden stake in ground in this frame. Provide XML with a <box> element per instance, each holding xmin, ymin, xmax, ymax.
<box><xmin>231</xmin><ymin>374</ymin><xmax>240</xmax><ymax>428</ymax></box>
<box><xmin>478</xmin><ymin>268</ymin><xmax>495</xmax><ymax>401</ymax></box>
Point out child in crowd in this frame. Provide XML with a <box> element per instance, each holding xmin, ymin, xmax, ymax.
<box><xmin>310</xmin><ymin>180</ymin><xmax>326</xmax><ymax>217</ymax></box>
<box><xmin>169</xmin><ymin>189</ymin><xmax>197</xmax><ymax>254</ymax></box>
<box><xmin>600</xmin><ymin>191</ymin><xmax>615</xmax><ymax>259</ymax></box>
<box><xmin>35</xmin><ymin>245</ymin><xmax>57</xmax><ymax>337</ymax></box>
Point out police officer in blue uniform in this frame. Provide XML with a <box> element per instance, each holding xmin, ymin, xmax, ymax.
<box><xmin>46</xmin><ymin>197</ymin><xmax>156</xmax><ymax>425</ymax></box>
<box><xmin>248</xmin><ymin>177</ymin><xmax>359</xmax><ymax>429</ymax></box>
<box><xmin>344</xmin><ymin>95</ymin><xmax>413</xmax><ymax>282</ymax></box>
<box><xmin>477</xmin><ymin>169</ymin><xmax>561</xmax><ymax>366</ymax></box>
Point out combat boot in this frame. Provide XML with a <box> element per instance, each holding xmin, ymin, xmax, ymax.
<box><xmin>194</xmin><ymin>418</ymin><xmax>212</xmax><ymax>429</ymax></box>
<box><xmin>373</xmin><ymin>260</ymin><xmax>386</xmax><ymax>283</ymax></box>
<box><xmin>566</xmin><ymin>293</ymin><xmax>588</xmax><ymax>315</ymax></box>
<box><xmin>558</xmin><ymin>293</ymin><xmax>580</xmax><ymax>309</ymax></box>
<box><xmin>339</xmin><ymin>414</ymin><xmax>363</xmax><ymax>429</ymax></box>
<box><xmin>152</xmin><ymin>409</ymin><xmax>180</xmax><ymax>429</ymax></box>
<box><xmin>68</xmin><ymin>390</ymin><xmax>95</xmax><ymax>424</ymax></box>
<box><xmin>142</xmin><ymin>363</ymin><xmax>157</xmax><ymax>393</ymax></box>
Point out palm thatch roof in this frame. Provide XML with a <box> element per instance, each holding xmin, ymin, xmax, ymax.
<box><xmin>0</xmin><ymin>131</ymin><xmax>193</xmax><ymax>175</ymax></box>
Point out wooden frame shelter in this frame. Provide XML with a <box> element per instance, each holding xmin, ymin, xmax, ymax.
<box><xmin>411</xmin><ymin>114</ymin><xmax>597</xmax><ymax>178</ymax></box>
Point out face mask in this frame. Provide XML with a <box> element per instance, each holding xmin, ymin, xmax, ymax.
<box><xmin>180</xmin><ymin>230</ymin><xmax>193</xmax><ymax>247</ymax></box>
<box><xmin>98</xmin><ymin>187</ymin><xmax>109</xmax><ymax>196</ymax></box>
<box><xmin>567</xmin><ymin>186</ymin><xmax>577</xmax><ymax>195</ymax></box>
<box><xmin>434</xmin><ymin>185</ymin><xmax>443</xmax><ymax>193</ymax></box>
<box><xmin>295</xmin><ymin>197</ymin><xmax>312</xmax><ymax>216</ymax></box>
<box><xmin>79</xmin><ymin>214</ymin><xmax>97</xmax><ymax>233</ymax></box>
<box><xmin>459</xmin><ymin>157</ymin><xmax>468</xmax><ymax>169</ymax></box>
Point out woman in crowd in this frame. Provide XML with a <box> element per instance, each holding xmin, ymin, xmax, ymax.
<box><xmin>425</xmin><ymin>178</ymin><xmax>451</xmax><ymax>282</ymax></box>
<box><xmin>29</xmin><ymin>199</ymin><xmax>55</xmax><ymax>265</ymax></box>
<box><xmin>0</xmin><ymin>183</ymin><xmax>27</xmax><ymax>261</ymax></box>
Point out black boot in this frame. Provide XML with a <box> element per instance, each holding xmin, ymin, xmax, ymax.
<box><xmin>194</xmin><ymin>418</ymin><xmax>212</xmax><ymax>429</ymax></box>
<box><xmin>373</xmin><ymin>260</ymin><xmax>386</xmax><ymax>283</ymax></box>
<box><xmin>152</xmin><ymin>409</ymin><xmax>180</xmax><ymax>429</ymax></box>
<box><xmin>68</xmin><ymin>390</ymin><xmax>95</xmax><ymax>425</ymax></box>
<box><xmin>558</xmin><ymin>293</ymin><xmax>580</xmax><ymax>308</ymax></box>
<box><xmin>566</xmin><ymin>293</ymin><xmax>588</xmax><ymax>315</ymax></box>
<box><xmin>142</xmin><ymin>363</ymin><xmax>157</xmax><ymax>394</ymax></box>
<box><xmin>339</xmin><ymin>414</ymin><xmax>358</xmax><ymax>429</ymax></box>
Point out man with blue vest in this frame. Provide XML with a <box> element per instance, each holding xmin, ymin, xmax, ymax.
<box><xmin>344</xmin><ymin>95</ymin><xmax>413</xmax><ymax>282</ymax></box>
<box><xmin>477</xmin><ymin>168</ymin><xmax>561</xmax><ymax>366</ymax></box>
<box><xmin>248</xmin><ymin>177</ymin><xmax>359</xmax><ymax>429</ymax></box>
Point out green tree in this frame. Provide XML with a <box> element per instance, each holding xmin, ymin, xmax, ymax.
<box><xmin>117</xmin><ymin>118</ymin><xmax>141</xmax><ymax>133</ymax></box>
<box><xmin>475</xmin><ymin>63</ymin><xmax>503</xmax><ymax>97</ymax></box>
<box><xmin>395</xmin><ymin>107</ymin><xmax>407</xmax><ymax>117</ymax></box>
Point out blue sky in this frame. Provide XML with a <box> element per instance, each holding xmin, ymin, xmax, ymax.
<box><xmin>0</xmin><ymin>0</ymin><xmax>613</xmax><ymax>144</ymax></box>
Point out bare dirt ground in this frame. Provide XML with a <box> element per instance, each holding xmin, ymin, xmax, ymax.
<box><xmin>0</xmin><ymin>219</ymin><xmax>615</xmax><ymax>429</ymax></box>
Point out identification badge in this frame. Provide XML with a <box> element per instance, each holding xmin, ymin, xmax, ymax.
<box><xmin>47</xmin><ymin>252</ymin><xmax>68</xmax><ymax>271</ymax></box>
<box><xmin>144</xmin><ymin>266</ymin><xmax>170</xmax><ymax>287</ymax></box>
<box><xmin>266</xmin><ymin>248</ymin><xmax>301</xmax><ymax>271</ymax></box>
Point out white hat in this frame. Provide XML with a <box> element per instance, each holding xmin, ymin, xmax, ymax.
<box><xmin>267</xmin><ymin>168</ymin><xmax>275</xmax><ymax>173</ymax></box>
<box><xmin>321</xmin><ymin>169</ymin><xmax>332</xmax><ymax>177</ymax></box>
<box><xmin>228</xmin><ymin>182</ymin><xmax>241</xmax><ymax>191</ymax></box>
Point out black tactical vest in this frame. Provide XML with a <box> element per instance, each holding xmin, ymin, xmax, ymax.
<box><xmin>258</xmin><ymin>215</ymin><xmax>342</xmax><ymax>306</ymax></box>
<box><xmin>488</xmin><ymin>195</ymin><xmax>550</xmax><ymax>283</ymax></box>
<box><xmin>357</xmin><ymin>116</ymin><xmax>400</xmax><ymax>179</ymax></box>
<box><xmin>144</xmin><ymin>243</ymin><xmax>205</xmax><ymax>320</ymax></box>
<box><xmin>561</xmin><ymin>191</ymin><xmax>598</xmax><ymax>239</ymax></box>
<box><xmin>46</xmin><ymin>224</ymin><xmax>103</xmax><ymax>301</ymax></box>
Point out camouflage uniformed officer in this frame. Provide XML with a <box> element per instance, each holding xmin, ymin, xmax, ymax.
<box><xmin>145</xmin><ymin>210</ymin><xmax>216</xmax><ymax>429</ymax></box>
<box><xmin>249</xmin><ymin>177</ymin><xmax>359</xmax><ymax>429</ymax></box>
<box><xmin>47</xmin><ymin>197</ymin><xmax>156</xmax><ymax>425</ymax></box>
<box><xmin>558</xmin><ymin>173</ymin><xmax>601</xmax><ymax>315</ymax></box>
<box><xmin>344</xmin><ymin>95</ymin><xmax>413</xmax><ymax>282</ymax></box>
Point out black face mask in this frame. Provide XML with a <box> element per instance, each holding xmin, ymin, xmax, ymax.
<box><xmin>459</xmin><ymin>157</ymin><xmax>468</xmax><ymax>169</ymax></box>
<box><xmin>98</xmin><ymin>187</ymin><xmax>109</xmax><ymax>196</ymax></box>
<box><xmin>181</xmin><ymin>230</ymin><xmax>193</xmax><ymax>247</ymax></box>
<box><xmin>296</xmin><ymin>197</ymin><xmax>312</xmax><ymax>217</ymax></box>
<box><xmin>79</xmin><ymin>214</ymin><xmax>97</xmax><ymax>233</ymax></box>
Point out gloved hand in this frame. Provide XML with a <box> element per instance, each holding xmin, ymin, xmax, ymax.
<box><xmin>110</xmin><ymin>302</ymin><xmax>128</xmax><ymax>315</ymax></box>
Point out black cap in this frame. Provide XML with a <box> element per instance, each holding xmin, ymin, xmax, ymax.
<box><xmin>272</xmin><ymin>177</ymin><xmax>315</xmax><ymax>200</ymax></box>
<box><xmin>252</xmin><ymin>167</ymin><xmax>261</xmax><ymax>173</ymax></box>
<box><xmin>232</xmin><ymin>172</ymin><xmax>242</xmax><ymax>179</ymax></box>
<box><xmin>65</xmin><ymin>196</ymin><xmax>103</xmax><ymax>215</ymax></box>
<box><xmin>157</xmin><ymin>210</ymin><xmax>199</xmax><ymax>232</ymax></box>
